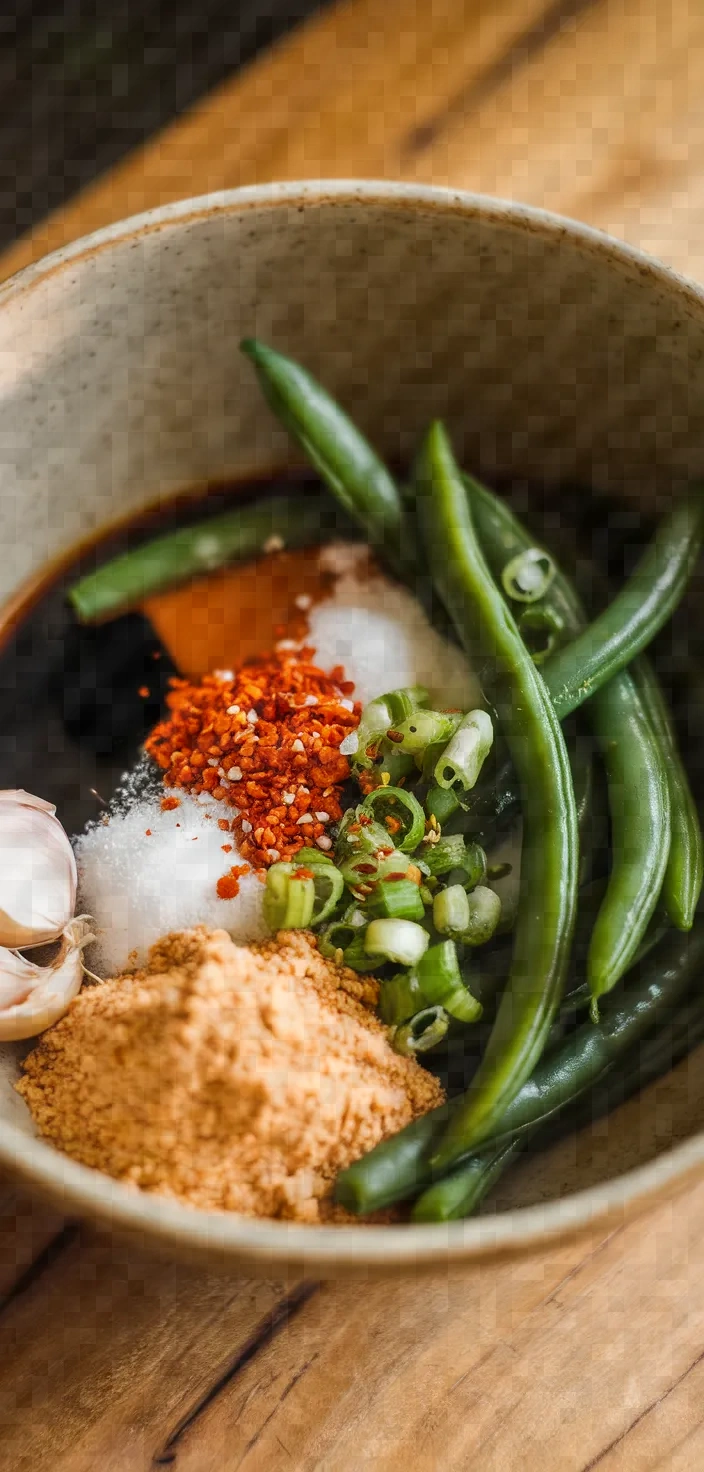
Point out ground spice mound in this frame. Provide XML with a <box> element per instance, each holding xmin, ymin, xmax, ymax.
<box><xmin>145</xmin><ymin>647</ymin><xmax>360</xmax><ymax>870</ymax></box>
<box><xmin>17</xmin><ymin>929</ymin><xmax>444</xmax><ymax>1223</ymax></box>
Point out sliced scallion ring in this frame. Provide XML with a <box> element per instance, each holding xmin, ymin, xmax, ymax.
<box><xmin>364</xmin><ymin>877</ymin><xmax>426</xmax><ymax>922</ymax></box>
<box><xmin>378</xmin><ymin>970</ymin><xmax>424</xmax><ymax>1025</ymax></box>
<box><xmin>462</xmin><ymin>885</ymin><xmax>502</xmax><ymax>946</ymax></box>
<box><xmin>364</xmin><ymin>918</ymin><xmax>430</xmax><ymax>966</ymax></box>
<box><xmin>388</xmin><ymin>709</ymin><xmax>460</xmax><ymax>755</ymax></box>
<box><xmin>518</xmin><ymin>605</ymin><xmax>565</xmax><ymax>665</ymax></box>
<box><xmin>391</xmin><ymin>1005</ymin><xmax>450</xmax><ymax>1056</ymax></box>
<box><xmin>433</xmin><ymin>709</ymin><xmax>494</xmax><ymax>792</ymax></box>
<box><xmin>413</xmin><ymin>940</ymin><xmax>482</xmax><ymax>1024</ymax></box>
<box><xmin>501</xmin><ymin>546</ymin><xmax>556</xmax><ymax>603</ymax></box>
<box><xmin>380</xmin><ymin>685</ymin><xmax>430</xmax><ymax>723</ymax></box>
<box><xmin>361</xmin><ymin>786</ymin><xmax>426</xmax><ymax>852</ymax></box>
<box><xmin>263</xmin><ymin>863</ymin><xmax>315</xmax><ymax>930</ymax></box>
<box><xmin>433</xmin><ymin>883</ymin><xmax>470</xmax><ymax>937</ymax></box>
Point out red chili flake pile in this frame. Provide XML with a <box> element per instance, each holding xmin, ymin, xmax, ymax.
<box><xmin>145</xmin><ymin>646</ymin><xmax>361</xmax><ymax>870</ymax></box>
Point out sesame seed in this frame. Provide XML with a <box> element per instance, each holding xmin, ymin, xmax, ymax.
<box><xmin>213</xmin><ymin>669</ymin><xmax>234</xmax><ymax>682</ymax></box>
<box><xmin>340</xmin><ymin>698</ymin><xmax>355</xmax><ymax>711</ymax></box>
<box><xmin>226</xmin><ymin>704</ymin><xmax>241</xmax><ymax>716</ymax></box>
<box><xmin>241</xmin><ymin>820</ymin><xmax>253</xmax><ymax>834</ymax></box>
<box><xmin>263</xmin><ymin>534</ymin><xmax>284</xmax><ymax>553</ymax></box>
<box><xmin>316</xmin><ymin>834</ymin><xmax>333</xmax><ymax>851</ymax></box>
<box><xmin>246</xmin><ymin>709</ymin><xmax>258</xmax><ymax>724</ymax></box>
<box><xmin>282</xmin><ymin>792</ymin><xmax>295</xmax><ymax>805</ymax></box>
<box><xmin>292</xmin><ymin>738</ymin><xmax>305</xmax><ymax>753</ymax></box>
<box><xmin>315</xmin><ymin>811</ymin><xmax>330</xmax><ymax>822</ymax></box>
<box><xmin>297</xmin><ymin>813</ymin><xmax>314</xmax><ymax>825</ymax></box>
<box><xmin>303</xmin><ymin>694</ymin><xmax>318</xmax><ymax>706</ymax></box>
<box><xmin>207</xmin><ymin>758</ymin><xmax>219</xmax><ymax>767</ymax></box>
<box><xmin>295</xmin><ymin>593</ymin><xmax>312</xmax><ymax>611</ymax></box>
<box><xmin>267</xmin><ymin>848</ymin><xmax>280</xmax><ymax>862</ymax></box>
<box><xmin>276</xmin><ymin>638</ymin><xmax>299</xmax><ymax>652</ymax></box>
<box><xmin>227</xmin><ymin>767</ymin><xmax>243</xmax><ymax>781</ymax></box>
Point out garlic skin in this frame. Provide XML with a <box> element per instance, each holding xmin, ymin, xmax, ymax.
<box><xmin>0</xmin><ymin>917</ymin><xmax>94</xmax><ymax>1040</ymax></box>
<box><xmin>0</xmin><ymin>790</ymin><xmax>77</xmax><ymax>949</ymax></box>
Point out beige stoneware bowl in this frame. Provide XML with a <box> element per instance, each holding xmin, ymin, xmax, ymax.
<box><xmin>1</xmin><ymin>181</ymin><xmax>704</xmax><ymax>1276</ymax></box>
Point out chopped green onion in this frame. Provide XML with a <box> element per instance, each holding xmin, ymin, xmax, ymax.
<box><xmin>361</xmin><ymin>786</ymin><xmax>426</xmax><ymax>852</ymax></box>
<box><xmin>263</xmin><ymin>864</ymin><xmax>315</xmax><ymax>929</ymax></box>
<box><xmin>339</xmin><ymin>933</ymin><xmax>384</xmax><ymax>972</ymax></box>
<box><xmin>518</xmin><ymin>605</ymin><xmax>565</xmax><ymax>664</ymax></box>
<box><xmin>413</xmin><ymin>940</ymin><xmax>482</xmax><ymax>1023</ymax></box>
<box><xmin>423</xmin><ymin>835</ymin><xmax>487</xmax><ymax>888</ymax></box>
<box><xmin>391</xmin><ymin>1006</ymin><xmax>450</xmax><ymax>1056</ymax></box>
<box><xmin>433</xmin><ymin>884</ymin><xmax>470</xmax><ymax>937</ymax></box>
<box><xmin>434</xmin><ymin>710</ymin><xmax>494</xmax><ymax>792</ymax></box>
<box><xmin>364</xmin><ymin>878</ymin><xmax>426</xmax><ymax>922</ymax></box>
<box><xmin>376</xmin><ymin>748</ymin><xmax>417</xmax><ymax>785</ymax></box>
<box><xmin>296</xmin><ymin>847</ymin><xmax>334</xmax><ymax>866</ymax></box>
<box><xmin>308</xmin><ymin>864</ymin><xmax>345</xmax><ymax>924</ymax></box>
<box><xmin>388</xmin><ymin>709</ymin><xmax>460</xmax><ymax>755</ymax></box>
<box><xmin>381</xmin><ymin>686</ymin><xmax>429</xmax><ymax>723</ymax></box>
<box><xmin>349</xmin><ymin>696</ymin><xmax>392</xmax><ymax>765</ymax></box>
<box><xmin>501</xmin><ymin>547</ymin><xmax>556</xmax><ymax>603</ymax></box>
<box><xmin>364</xmin><ymin>918</ymin><xmax>430</xmax><ymax>966</ymax></box>
<box><xmin>425</xmin><ymin>785</ymin><xmax>461</xmax><ymax>826</ymax></box>
<box><xmin>318</xmin><ymin>921</ymin><xmax>361</xmax><ymax>958</ymax></box>
<box><xmin>462</xmin><ymin>885</ymin><xmax>502</xmax><ymax>946</ymax></box>
<box><xmin>379</xmin><ymin>971</ymin><xmax>424</xmax><ymax>1025</ymax></box>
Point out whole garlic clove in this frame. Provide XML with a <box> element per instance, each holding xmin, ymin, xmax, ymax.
<box><xmin>0</xmin><ymin>789</ymin><xmax>77</xmax><ymax>949</ymax></box>
<box><xmin>0</xmin><ymin>917</ymin><xmax>95</xmax><ymax>1041</ymax></box>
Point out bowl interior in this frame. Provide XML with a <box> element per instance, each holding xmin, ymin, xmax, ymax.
<box><xmin>2</xmin><ymin>182</ymin><xmax>704</xmax><ymax>1269</ymax></box>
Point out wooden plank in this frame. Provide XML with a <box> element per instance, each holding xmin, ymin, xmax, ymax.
<box><xmin>2</xmin><ymin>0</ymin><xmax>704</xmax><ymax>285</ymax></box>
<box><xmin>0</xmin><ymin>1179</ymin><xmax>67</xmax><ymax>1302</ymax></box>
<box><xmin>0</xmin><ymin>1223</ymin><xmax>295</xmax><ymax>1471</ymax></box>
<box><xmin>148</xmin><ymin>1181</ymin><xmax>704</xmax><ymax>1472</ymax></box>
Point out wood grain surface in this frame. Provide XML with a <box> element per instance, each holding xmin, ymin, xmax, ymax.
<box><xmin>2</xmin><ymin>1</ymin><xmax>704</xmax><ymax>1467</ymax></box>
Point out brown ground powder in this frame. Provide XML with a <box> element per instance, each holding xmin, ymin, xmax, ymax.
<box><xmin>17</xmin><ymin>928</ymin><xmax>444</xmax><ymax>1223</ymax></box>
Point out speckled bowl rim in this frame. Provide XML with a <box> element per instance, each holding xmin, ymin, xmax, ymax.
<box><xmin>3</xmin><ymin>179</ymin><xmax>704</xmax><ymax>1272</ymax></box>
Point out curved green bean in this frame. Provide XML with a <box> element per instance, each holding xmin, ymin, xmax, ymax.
<box><xmin>335</xmin><ymin>921</ymin><xmax>704</xmax><ymax>1214</ymax></box>
<box><xmin>414</xmin><ymin>423</ymin><xmax>579</xmax><ymax>1171</ymax></box>
<box><xmin>587</xmin><ymin>669</ymin><xmax>671</xmax><ymax>1009</ymax></box>
<box><xmin>411</xmin><ymin>975</ymin><xmax>704</xmax><ymax>1222</ymax></box>
<box><xmin>541</xmin><ymin>494</ymin><xmax>704</xmax><ymax>720</ymax></box>
<box><xmin>464</xmin><ymin>474</ymin><xmax>675</xmax><ymax>1003</ymax></box>
<box><xmin>68</xmin><ymin>489</ymin><xmax>350</xmax><ymax>623</ymax></box>
<box><xmin>634</xmin><ymin>656</ymin><xmax>703</xmax><ymax>930</ymax></box>
<box><xmin>240</xmin><ymin>339</ymin><xmax>403</xmax><ymax>553</ymax></box>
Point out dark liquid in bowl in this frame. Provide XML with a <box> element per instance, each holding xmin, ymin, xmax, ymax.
<box><xmin>0</xmin><ymin>475</ymin><xmax>702</xmax><ymax>838</ymax></box>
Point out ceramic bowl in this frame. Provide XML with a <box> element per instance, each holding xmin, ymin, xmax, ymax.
<box><xmin>2</xmin><ymin>180</ymin><xmax>704</xmax><ymax>1276</ymax></box>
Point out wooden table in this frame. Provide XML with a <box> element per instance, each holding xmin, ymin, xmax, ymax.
<box><xmin>3</xmin><ymin>2</ymin><xmax>704</xmax><ymax>1466</ymax></box>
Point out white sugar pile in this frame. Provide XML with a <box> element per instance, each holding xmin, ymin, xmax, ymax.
<box><xmin>76</xmin><ymin>546</ymin><xmax>485</xmax><ymax>977</ymax></box>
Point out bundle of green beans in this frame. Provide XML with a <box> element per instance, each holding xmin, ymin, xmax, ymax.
<box><xmin>69</xmin><ymin>338</ymin><xmax>704</xmax><ymax>1224</ymax></box>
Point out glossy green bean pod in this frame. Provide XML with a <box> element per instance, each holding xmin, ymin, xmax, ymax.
<box><xmin>586</xmin><ymin>669</ymin><xmax>671</xmax><ymax>1011</ymax></box>
<box><xmin>240</xmin><ymin>339</ymin><xmax>403</xmax><ymax>553</ymax></box>
<box><xmin>633</xmin><ymin>656</ymin><xmax>704</xmax><ymax>930</ymax></box>
<box><xmin>414</xmin><ymin>424</ymin><xmax>579</xmax><ymax>1171</ymax></box>
<box><xmin>68</xmin><ymin>489</ymin><xmax>351</xmax><ymax>624</ymax></box>
<box><xmin>335</xmin><ymin>921</ymin><xmax>704</xmax><ymax>1214</ymax></box>
<box><xmin>464</xmin><ymin>474</ymin><xmax>675</xmax><ymax>1005</ymax></box>
<box><xmin>541</xmin><ymin>494</ymin><xmax>704</xmax><ymax>719</ymax></box>
<box><xmin>411</xmin><ymin>976</ymin><xmax>704</xmax><ymax>1222</ymax></box>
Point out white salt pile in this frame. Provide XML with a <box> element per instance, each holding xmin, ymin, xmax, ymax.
<box><xmin>310</xmin><ymin>545</ymin><xmax>481</xmax><ymax>710</ymax></box>
<box><xmin>76</xmin><ymin>545</ymin><xmax>488</xmax><ymax>976</ymax></box>
<box><xmin>76</xmin><ymin>786</ymin><xmax>268</xmax><ymax>977</ymax></box>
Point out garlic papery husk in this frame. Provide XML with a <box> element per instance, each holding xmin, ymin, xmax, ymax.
<box><xmin>0</xmin><ymin>917</ymin><xmax>94</xmax><ymax>1040</ymax></box>
<box><xmin>0</xmin><ymin>789</ymin><xmax>77</xmax><ymax>949</ymax></box>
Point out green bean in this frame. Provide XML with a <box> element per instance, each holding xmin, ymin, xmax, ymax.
<box><xmin>411</xmin><ymin>978</ymin><xmax>704</xmax><ymax>1222</ymax></box>
<box><xmin>464</xmin><ymin>475</ymin><xmax>674</xmax><ymax>999</ymax></box>
<box><xmin>633</xmin><ymin>657</ymin><xmax>703</xmax><ymax>930</ymax></box>
<box><xmin>414</xmin><ymin>424</ymin><xmax>578</xmax><ymax>1170</ymax></box>
<box><xmin>335</xmin><ymin>921</ymin><xmax>704</xmax><ymax>1213</ymax></box>
<box><xmin>240</xmin><ymin>339</ymin><xmax>403</xmax><ymax>554</ymax></box>
<box><xmin>68</xmin><ymin>489</ymin><xmax>349</xmax><ymax>623</ymax></box>
<box><xmin>411</xmin><ymin>1137</ymin><xmax>521</xmax><ymax>1222</ymax></box>
<box><xmin>541</xmin><ymin>494</ymin><xmax>704</xmax><ymax>720</ymax></box>
<box><xmin>587</xmin><ymin>670</ymin><xmax>671</xmax><ymax>1010</ymax></box>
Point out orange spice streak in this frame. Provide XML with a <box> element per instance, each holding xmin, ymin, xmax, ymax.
<box><xmin>145</xmin><ymin>646</ymin><xmax>361</xmax><ymax>871</ymax></box>
<box><xmin>160</xmin><ymin>795</ymin><xmax>180</xmax><ymax>812</ymax></box>
<box><xmin>216</xmin><ymin>865</ymin><xmax>250</xmax><ymax>900</ymax></box>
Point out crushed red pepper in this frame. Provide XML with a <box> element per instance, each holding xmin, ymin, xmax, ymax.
<box><xmin>216</xmin><ymin>865</ymin><xmax>250</xmax><ymax>900</ymax></box>
<box><xmin>146</xmin><ymin>646</ymin><xmax>361</xmax><ymax>870</ymax></box>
